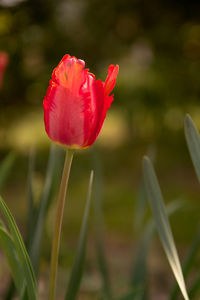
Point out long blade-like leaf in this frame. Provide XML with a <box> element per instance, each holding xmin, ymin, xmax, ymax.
<box><xmin>131</xmin><ymin>219</ymin><xmax>154</xmax><ymax>300</ymax></box>
<box><xmin>0</xmin><ymin>196</ymin><xmax>37</xmax><ymax>300</ymax></box>
<box><xmin>131</xmin><ymin>200</ymin><xmax>182</xmax><ymax>300</ymax></box>
<box><xmin>134</xmin><ymin>145</ymin><xmax>156</xmax><ymax>231</ymax></box>
<box><xmin>142</xmin><ymin>157</ymin><xmax>189</xmax><ymax>300</ymax></box>
<box><xmin>93</xmin><ymin>148</ymin><xmax>112</xmax><ymax>300</ymax></box>
<box><xmin>65</xmin><ymin>170</ymin><xmax>94</xmax><ymax>300</ymax></box>
<box><xmin>0</xmin><ymin>223</ymin><xmax>25</xmax><ymax>297</ymax></box>
<box><xmin>29</xmin><ymin>144</ymin><xmax>57</xmax><ymax>275</ymax></box>
<box><xmin>0</xmin><ymin>152</ymin><xmax>16</xmax><ymax>191</ymax></box>
<box><xmin>184</xmin><ymin>114</ymin><xmax>200</xmax><ymax>182</ymax></box>
<box><xmin>26</xmin><ymin>148</ymin><xmax>36</xmax><ymax>249</ymax></box>
<box><xmin>170</xmin><ymin>226</ymin><xmax>200</xmax><ymax>299</ymax></box>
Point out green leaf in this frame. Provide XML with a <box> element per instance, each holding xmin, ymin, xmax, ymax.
<box><xmin>95</xmin><ymin>234</ymin><xmax>112</xmax><ymax>300</ymax></box>
<box><xmin>0</xmin><ymin>152</ymin><xmax>16</xmax><ymax>191</ymax></box>
<box><xmin>170</xmin><ymin>226</ymin><xmax>200</xmax><ymax>299</ymax></box>
<box><xmin>26</xmin><ymin>148</ymin><xmax>36</xmax><ymax>250</ymax></box>
<box><xmin>29</xmin><ymin>144</ymin><xmax>58</xmax><ymax>275</ymax></box>
<box><xmin>134</xmin><ymin>145</ymin><xmax>156</xmax><ymax>231</ymax></box>
<box><xmin>131</xmin><ymin>219</ymin><xmax>154</xmax><ymax>300</ymax></box>
<box><xmin>0</xmin><ymin>222</ymin><xmax>25</xmax><ymax>297</ymax></box>
<box><xmin>184</xmin><ymin>114</ymin><xmax>200</xmax><ymax>182</ymax></box>
<box><xmin>142</xmin><ymin>157</ymin><xmax>189</xmax><ymax>300</ymax></box>
<box><xmin>65</xmin><ymin>170</ymin><xmax>94</xmax><ymax>300</ymax></box>
<box><xmin>0</xmin><ymin>196</ymin><xmax>37</xmax><ymax>300</ymax></box>
<box><xmin>92</xmin><ymin>149</ymin><xmax>112</xmax><ymax>300</ymax></box>
<box><xmin>6</xmin><ymin>147</ymin><xmax>57</xmax><ymax>299</ymax></box>
<box><xmin>131</xmin><ymin>200</ymin><xmax>182</xmax><ymax>300</ymax></box>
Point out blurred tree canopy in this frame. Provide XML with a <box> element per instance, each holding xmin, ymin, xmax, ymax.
<box><xmin>1</xmin><ymin>0</ymin><xmax>200</xmax><ymax>141</ymax></box>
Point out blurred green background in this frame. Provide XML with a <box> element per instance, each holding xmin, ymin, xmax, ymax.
<box><xmin>1</xmin><ymin>0</ymin><xmax>200</xmax><ymax>298</ymax></box>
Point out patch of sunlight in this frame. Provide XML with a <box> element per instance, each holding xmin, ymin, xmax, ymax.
<box><xmin>164</xmin><ymin>108</ymin><xmax>184</xmax><ymax>131</ymax></box>
<box><xmin>5</xmin><ymin>111</ymin><xmax>49</xmax><ymax>152</ymax></box>
<box><xmin>97</xmin><ymin>109</ymin><xmax>128</xmax><ymax>148</ymax></box>
<box><xmin>2</xmin><ymin>109</ymin><xmax>127</xmax><ymax>151</ymax></box>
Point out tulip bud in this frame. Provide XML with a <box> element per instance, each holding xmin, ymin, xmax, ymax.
<box><xmin>43</xmin><ymin>54</ymin><xmax>119</xmax><ymax>149</ymax></box>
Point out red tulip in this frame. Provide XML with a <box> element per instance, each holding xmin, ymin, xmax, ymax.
<box><xmin>0</xmin><ymin>52</ymin><xmax>9</xmax><ymax>90</ymax></box>
<box><xmin>43</xmin><ymin>54</ymin><xmax>119</xmax><ymax>149</ymax></box>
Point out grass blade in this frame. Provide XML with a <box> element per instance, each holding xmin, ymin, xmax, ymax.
<box><xmin>170</xmin><ymin>226</ymin><xmax>200</xmax><ymax>299</ymax></box>
<box><xmin>26</xmin><ymin>148</ymin><xmax>36</xmax><ymax>250</ymax></box>
<box><xmin>184</xmin><ymin>114</ymin><xmax>200</xmax><ymax>182</ymax></box>
<box><xmin>134</xmin><ymin>145</ymin><xmax>156</xmax><ymax>231</ymax></box>
<box><xmin>0</xmin><ymin>196</ymin><xmax>37</xmax><ymax>300</ymax></box>
<box><xmin>131</xmin><ymin>219</ymin><xmax>154</xmax><ymax>300</ymax></box>
<box><xmin>94</xmin><ymin>227</ymin><xmax>112</xmax><ymax>300</ymax></box>
<box><xmin>29</xmin><ymin>144</ymin><xmax>58</xmax><ymax>275</ymax></box>
<box><xmin>6</xmin><ymin>147</ymin><xmax>55</xmax><ymax>299</ymax></box>
<box><xmin>65</xmin><ymin>170</ymin><xmax>94</xmax><ymax>300</ymax></box>
<box><xmin>0</xmin><ymin>152</ymin><xmax>16</xmax><ymax>191</ymax></box>
<box><xmin>0</xmin><ymin>223</ymin><xmax>25</xmax><ymax>297</ymax></box>
<box><xmin>93</xmin><ymin>149</ymin><xmax>112</xmax><ymax>299</ymax></box>
<box><xmin>131</xmin><ymin>200</ymin><xmax>182</xmax><ymax>300</ymax></box>
<box><xmin>142</xmin><ymin>156</ymin><xmax>189</xmax><ymax>300</ymax></box>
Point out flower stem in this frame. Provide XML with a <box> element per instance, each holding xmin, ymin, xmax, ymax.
<box><xmin>48</xmin><ymin>148</ymin><xmax>74</xmax><ymax>300</ymax></box>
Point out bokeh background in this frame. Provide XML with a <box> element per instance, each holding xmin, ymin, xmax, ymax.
<box><xmin>1</xmin><ymin>0</ymin><xmax>200</xmax><ymax>298</ymax></box>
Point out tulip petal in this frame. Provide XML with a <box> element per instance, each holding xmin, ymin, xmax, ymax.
<box><xmin>52</xmin><ymin>55</ymin><xmax>86</xmax><ymax>95</ymax></box>
<box><xmin>44</xmin><ymin>55</ymin><xmax>96</xmax><ymax>148</ymax></box>
<box><xmin>84</xmin><ymin>65</ymin><xmax>119</xmax><ymax>147</ymax></box>
<box><xmin>104</xmin><ymin>64</ymin><xmax>119</xmax><ymax>96</ymax></box>
<box><xmin>44</xmin><ymin>83</ymin><xmax>87</xmax><ymax>148</ymax></box>
<box><xmin>86</xmin><ymin>80</ymin><xmax>111</xmax><ymax>147</ymax></box>
<box><xmin>86</xmin><ymin>65</ymin><xmax>119</xmax><ymax>146</ymax></box>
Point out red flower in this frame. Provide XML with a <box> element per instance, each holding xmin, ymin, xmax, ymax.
<box><xmin>43</xmin><ymin>54</ymin><xmax>119</xmax><ymax>149</ymax></box>
<box><xmin>0</xmin><ymin>52</ymin><xmax>9</xmax><ymax>90</ymax></box>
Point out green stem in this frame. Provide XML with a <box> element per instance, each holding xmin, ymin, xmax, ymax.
<box><xmin>48</xmin><ymin>148</ymin><xmax>74</xmax><ymax>300</ymax></box>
